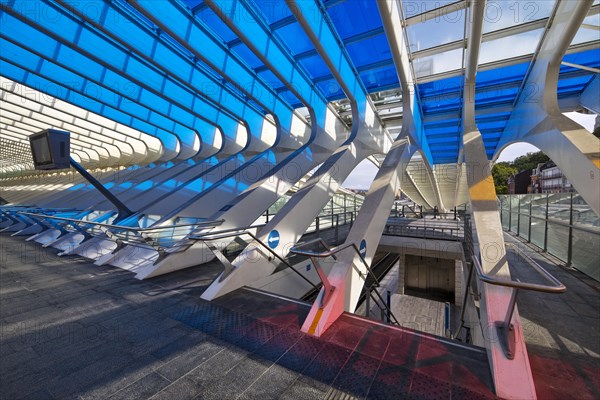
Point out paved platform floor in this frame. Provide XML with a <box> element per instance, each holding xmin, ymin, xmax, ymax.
<box><xmin>504</xmin><ymin>232</ymin><xmax>600</xmax><ymax>400</ymax></box>
<box><xmin>386</xmin><ymin>295</ymin><xmax>445</xmax><ymax>337</ymax></box>
<box><xmin>0</xmin><ymin>234</ymin><xmax>495</xmax><ymax>399</ymax></box>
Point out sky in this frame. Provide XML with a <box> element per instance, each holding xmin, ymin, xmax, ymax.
<box><xmin>343</xmin><ymin>111</ymin><xmax>597</xmax><ymax>190</ymax></box>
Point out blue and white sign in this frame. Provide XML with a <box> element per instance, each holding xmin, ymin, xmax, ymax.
<box><xmin>359</xmin><ymin>239</ymin><xmax>367</xmax><ymax>258</ymax></box>
<box><xmin>267</xmin><ymin>230</ymin><xmax>280</xmax><ymax>249</ymax></box>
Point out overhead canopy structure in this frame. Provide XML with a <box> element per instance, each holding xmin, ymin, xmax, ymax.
<box><xmin>0</xmin><ymin>1</ymin><xmax>597</xmax><ymax>175</ymax></box>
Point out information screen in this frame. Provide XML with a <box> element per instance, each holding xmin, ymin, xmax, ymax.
<box><xmin>30</xmin><ymin>135</ymin><xmax>52</xmax><ymax>165</ymax></box>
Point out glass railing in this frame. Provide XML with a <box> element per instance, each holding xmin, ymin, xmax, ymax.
<box><xmin>498</xmin><ymin>193</ymin><xmax>599</xmax><ymax>282</ymax></box>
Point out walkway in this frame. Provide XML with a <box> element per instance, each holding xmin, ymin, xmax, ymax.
<box><xmin>0</xmin><ymin>234</ymin><xmax>495</xmax><ymax>399</ymax></box>
<box><xmin>504</xmin><ymin>232</ymin><xmax>600</xmax><ymax>399</ymax></box>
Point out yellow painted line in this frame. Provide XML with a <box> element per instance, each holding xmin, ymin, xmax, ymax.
<box><xmin>308</xmin><ymin>308</ymin><xmax>324</xmax><ymax>335</ymax></box>
<box><xmin>468</xmin><ymin>179</ymin><xmax>497</xmax><ymax>201</ymax></box>
<box><xmin>591</xmin><ymin>158</ymin><xmax>600</xmax><ymax>169</ymax></box>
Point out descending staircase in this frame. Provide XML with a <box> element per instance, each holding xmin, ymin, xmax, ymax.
<box><xmin>172</xmin><ymin>287</ymin><xmax>497</xmax><ymax>399</ymax></box>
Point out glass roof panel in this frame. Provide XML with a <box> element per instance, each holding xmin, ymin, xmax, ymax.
<box><xmin>402</xmin><ymin>1</ymin><xmax>458</xmax><ymax>18</ymax></box>
<box><xmin>327</xmin><ymin>0</ymin><xmax>383</xmax><ymax>39</ymax></box>
<box><xmin>414</xmin><ymin>48</ymin><xmax>463</xmax><ymax>78</ymax></box>
<box><xmin>570</xmin><ymin>13</ymin><xmax>600</xmax><ymax>46</ymax></box>
<box><xmin>482</xmin><ymin>1</ymin><xmax>556</xmax><ymax>34</ymax></box>
<box><xmin>406</xmin><ymin>8</ymin><xmax>465</xmax><ymax>52</ymax></box>
<box><xmin>479</xmin><ymin>28</ymin><xmax>544</xmax><ymax>64</ymax></box>
<box><xmin>345</xmin><ymin>34</ymin><xmax>392</xmax><ymax>67</ymax></box>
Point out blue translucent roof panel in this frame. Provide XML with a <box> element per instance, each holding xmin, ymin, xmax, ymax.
<box><xmin>274</xmin><ymin>21</ymin><xmax>315</xmax><ymax>55</ymax></box>
<box><xmin>476</xmin><ymin>62</ymin><xmax>530</xmax><ymax>87</ymax></box>
<box><xmin>231</xmin><ymin>43</ymin><xmax>264</xmax><ymax>69</ymax></box>
<box><xmin>181</xmin><ymin>0</ymin><xmax>204</xmax><ymax>9</ymax></box>
<box><xmin>299</xmin><ymin>54</ymin><xmax>331</xmax><ymax>79</ymax></box>
<box><xmin>557</xmin><ymin>75</ymin><xmax>594</xmax><ymax>96</ymax></box>
<box><xmin>327</xmin><ymin>0</ymin><xmax>383</xmax><ymax>39</ymax></box>
<box><xmin>251</xmin><ymin>0</ymin><xmax>293</xmax><ymax>25</ymax></box>
<box><xmin>345</xmin><ymin>34</ymin><xmax>392</xmax><ymax>67</ymax></box>
<box><xmin>277</xmin><ymin>89</ymin><xmax>303</xmax><ymax>108</ymax></box>
<box><xmin>316</xmin><ymin>79</ymin><xmax>345</xmax><ymax>100</ymax></box>
<box><xmin>194</xmin><ymin>6</ymin><xmax>238</xmax><ymax>43</ymax></box>
<box><xmin>418</xmin><ymin>76</ymin><xmax>463</xmax><ymax>98</ymax></box>
<box><xmin>257</xmin><ymin>69</ymin><xmax>285</xmax><ymax>90</ymax></box>
<box><xmin>360</xmin><ymin>65</ymin><xmax>399</xmax><ymax>93</ymax></box>
<box><xmin>475</xmin><ymin>87</ymin><xmax>519</xmax><ymax>107</ymax></box>
<box><xmin>562</xmin><ymin>48</ymin><xmax>600</xmax><ymax>69</ymax></box>
<box><xmin>421</xmin><ymin>97</ymin><xmax>461</xmax><ymax>115</ymax></box>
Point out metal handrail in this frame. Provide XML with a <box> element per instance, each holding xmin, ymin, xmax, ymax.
<box><xmin>189</xmin><ymin>224</ymin><xmax>266</xmax><ymax>240</ymax></box>
<box><xmin>189</xmin><ymin>229</ymin><xmax>319</xmax><ymax>292</ymax></box>
<box><xmin>290</xmin><ymin>239</ymin><xmax>400</xmax><ymax>325</ymax></box>
<box><xmin>464</xmin><ymin>247</ymin><xmax>566</xmax><ymax>359</ymax></box>
<box><xmin>471</xmin><ymin>250</ymin><xmax>566</xmax><ymax>294</ymax></box>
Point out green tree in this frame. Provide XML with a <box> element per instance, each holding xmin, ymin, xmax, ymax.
<box><xmin>492</xmin><ymin>162</ymin><xmax>517</xmax><ymax>194</ymax></box>
<box><xmin>512</xmin><ymin>151</ymin><xmax>549</xmax><ymax>172</ymax></box>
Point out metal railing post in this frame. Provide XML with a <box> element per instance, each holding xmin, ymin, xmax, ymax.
<box><xmin>567</xmin><ymin>192</ymin><xmax>574</xmax><ymax>266</ymax></box>
<box><xmin>386</xmin><ymin>290</ymin><xmax>391</xmax><ymax>323</ymax></box>
<box><xmin>517</xmin><ymin>195</ymin><xmax>521</xmax><ymax>237</ymax></box>
<box><xmin>528</xmin><ymin>196</ymin><xmax>532</xmax><ymax>243</ymax></box>
<box><xmin>544</xmin><ymin>194</ymin><xmax>549</xmax><ymax>252</ymax></box>
<box><xmin>365</xmin><ymin>286</ymin><xmax>370</xmax><ymax>318</ymax></box>
<box><xmin>509</xmin><ymin>194</ymin><xmax>512</xmax><ymax>231</ymax></box>
<box><xmin>498</xmin><ymin>288</ymin><xmax>519</xmax><ymax>360</ymax></box>
<box><xmin>331</xmin><ymin>198</ymin><xmax>334</xmax><ymax>221</ymax></box>
<box><xmin>470</xmin><ymin>249</ymin><xmax>566</xmax><ymax>360</ymax></box>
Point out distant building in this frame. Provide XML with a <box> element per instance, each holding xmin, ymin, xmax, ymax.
<box><xmin>508</xmin><ymin>169</ymin><xmax>533</xmax><ymax>194</ymax></box>
<box><xmin>530</xmin><ymin>161</ymin><xmax>574</xmax><ymax>194</ymax></box>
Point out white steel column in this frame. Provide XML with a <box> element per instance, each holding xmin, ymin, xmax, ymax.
<box><xmin>300</xmin><ymin>0</ymin><xmax>421</xmax><ymax>336</ymax></box>
<box><xmin>463</xmin><ymin>1</ymin><xmax>536</xmax><ymax>398</ymax></box>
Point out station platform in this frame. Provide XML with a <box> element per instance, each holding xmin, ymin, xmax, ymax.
<box><xmin>0</xmin><ymin>234</ymin><xmax>495</xmax><ymax>399</ymax></box>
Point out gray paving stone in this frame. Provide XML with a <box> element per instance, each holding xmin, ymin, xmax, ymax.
<box><xmin>107</xmin><ymin>372</ymin><xmax>171</xmax><ymax>400</ymax></box>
